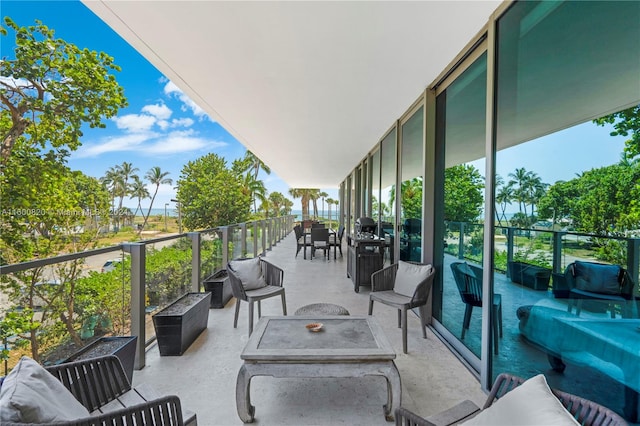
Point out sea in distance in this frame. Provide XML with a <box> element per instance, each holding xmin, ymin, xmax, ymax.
<box><xmin>130</xmin><ymin>209</ymin><xmax>330</xmax><ymax>220</ymax></box>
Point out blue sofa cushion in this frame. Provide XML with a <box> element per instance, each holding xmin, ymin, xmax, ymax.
<box><xmin>572</xmin><ymin>261</ymin><xmax>621</xmax><ymax>295</ymax></box>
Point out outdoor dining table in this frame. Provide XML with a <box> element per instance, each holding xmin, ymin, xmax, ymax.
<box><xmin>236</xmin><ymin>315</ymin><xmax>401</xmax><ymax>422</ymax></box>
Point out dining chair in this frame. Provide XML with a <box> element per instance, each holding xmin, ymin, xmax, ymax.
<box><xmin>227</xmin><ymin>257</ymin><xmax>287</xmax><ymax>335</ymax></box>
<box><xmin>368</xmin><ymin>261</ymin><xmax>435</xmax><ymax>354</ymax></box>
<box><xmin>310</xmin><ymin>227</ymin><xmax>330</xmax><ymax>260</ymax></box>
<box><xmin>450</xmin><ymin>261</ymin><xmax>502</xmax><ymax>355</ymax></box>
<box><xmin>329</xmin><ymin>225</ymin><xmax>345</xmax><ymax>259</ymax></box>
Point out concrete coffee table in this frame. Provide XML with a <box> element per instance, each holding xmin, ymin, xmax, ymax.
<box><xmin>236</xmin><ymin>315</ymin><xmax>401</xmax><ymax>422</ymax></box>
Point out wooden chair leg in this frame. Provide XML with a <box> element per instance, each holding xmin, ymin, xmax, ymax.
<box><xmin>234</xmin><ymin>298</ymin><xmax>241</xmax><ymax>328</ymax></box>
<box><xmin>402</xmin><ymin>308</ymin><xmax>408</xmax><ymax>354</ymax></box>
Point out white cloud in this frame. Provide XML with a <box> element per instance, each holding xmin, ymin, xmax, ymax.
<box><xmin>163</xmin><ymin>81</ymin><xmax>209</xmax><ymax>119</ymax></box>
<box><xmin>172</xmin><ymin>117</ymin><xmax>194</xmax><ymax>127</ymax></box>
<box><xmin>147</xmin><ymin>133</ymin><xmax>227</xmax><ymax>155</ymax></box>
<box><xmin>75</xmin><ymin>132</ymin><xmax>158</xmax><ymax>157</ymax></box>
<box><xmin>113</xmin><ymin>113</ymin><xmax>157</xmax><ymax>133</ymax></box>
<box><xmin>142</xmin><ymin>103</ymin><xmax>172</xmax><ymax>120</ymax></box>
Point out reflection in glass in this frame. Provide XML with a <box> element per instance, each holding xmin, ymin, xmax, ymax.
<box><xmin>380</xmin><ymin>128</ymin><xmax>397</xmax><ymax>266</ymax></box>
<box><xmin>494</xmin><ymin>0</ymin><xmax>640</xmax><ymax>418</ymax></box>
<box><xmin>400</xmin><ymin>107</ymin><xmax>424</xmax><ymax>263</ymax></box>
<box><xmin>437</xmin><ymin>53</ymin><xmax>487</xmax><ymax>359</ymax></box>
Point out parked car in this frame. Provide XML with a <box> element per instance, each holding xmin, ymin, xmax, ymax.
<box><xmin>101</xmin><ymin>259</ymin><xmax>123</xmax><ymax>273</ymax></box>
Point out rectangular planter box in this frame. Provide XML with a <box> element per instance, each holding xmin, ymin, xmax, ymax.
<box><xmin>152</xmin><ymin>292</ymin><xmax>211</xmax><ymax>356</ymax></box>
<box><xmin>203</xmin><ymin>270</ymin><xmax>232</xmax><ymax>309</ymax></box>
<box><xmin>508</xmin><ymin>261</ymin><xmax>551</xmax><ymax>291</ymax></box>
<box><xmin>65</xmin><ymin>336</ymin><xmax>137</xmax><ymax>383</ymax></box>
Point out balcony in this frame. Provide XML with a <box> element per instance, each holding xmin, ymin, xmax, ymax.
<box><xmin>130</xmin><ymin>229</ymin><xmax>486</xmax><ymax>425</ymax></box>
<box><xmin>2</xmin><ymin>219</ymin><xmax>639</xmax><ymax>424</ymax></box>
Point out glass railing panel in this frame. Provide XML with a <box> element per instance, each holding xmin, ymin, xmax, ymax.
<box><xmin>230</xmin><ymin>225</ymin><xmax>243</xmax><ymax>259</ymax></box>
<box><xmin>245</xmin><ymin>223</ymin><xmax>256</xmax><ymax>259</ymax></box>
<box><xmin>1</xmin><ymin>247</ymin><xmax>127</xmax><ymax>373</ymax></box>
<box><xmin>200</xmin><ymin>229</ymin><xmax>223</xmax><ymax>281</ymax></box>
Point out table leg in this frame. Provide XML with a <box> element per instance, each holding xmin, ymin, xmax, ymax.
<box><xmin>236</xmin><ymin>364</ymin><xmax>255</xmax><ymax>423</ymax></box>
<box><xmin>382</xmin><ymin>361</ymin><xmax>402</xmax><ymax>421</ymax></box>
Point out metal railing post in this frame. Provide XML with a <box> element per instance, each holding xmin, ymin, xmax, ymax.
<box><xmin>221</xmin><ymin>226</ymin><xmax>230</xmax><ymax>266</ymax></box>
<box><xmin>253</xmin><ymin>221</ymin><xmax>259</xmax><ymax>257</ymax></box>
<box><xmin>506</xmin><ymin>227</ymin><xmax>515</xmax><ymax>278</ymax></box>
<box><xmin>458</xmin><ymin>222</ymin><xmax>465</xmax><ymax>260</ymax></box>
<box><xmin>188</xmin><ymin>232</ymin><xmax>201</xmax><ymax>292</ymax></box>
<box><xmin>241</xmin><ymin>223</ymin><xmax>247</xmax><ymax>256</ymax></box>
<box><xmin>552</xmin><ymin>231</ymin><xmax>566</xmax><ymax>274</ymax></box>
<box><xmin>261</xmin><ymin>220</ymin><xmax>266</xmax><ymax>255</ymax></box>
<box><xmin>123</xmin><ymin>243</ymin><xmax>145</xmax><ymax>370</ymax></box>
<box><xmin>628</xmin><ymin>238</ymin><xmax>640</xmax><ymax>296</ymax></box>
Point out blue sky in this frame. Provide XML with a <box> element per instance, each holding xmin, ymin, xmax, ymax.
<box><xmin>2</xmin><ymin>1</ymin><xmax>628</xmax><ymax>218</ymax></box>
<box><xmin>2</xmin><ymin>1</ymin><xmax>338</xmax><ymax>213</ymax></box>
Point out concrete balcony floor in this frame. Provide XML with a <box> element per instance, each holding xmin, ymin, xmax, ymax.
<box><xmin>132</xmin><ymin>232</ymin><xmax>487</xmax><ymax>426</ymax></box>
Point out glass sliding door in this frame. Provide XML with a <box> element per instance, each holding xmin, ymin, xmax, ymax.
<box><xmin>435</xmin><ymin>53</ymin><xmax>487</xmax><ymax>361</ymax></box>
<box><xmin>399</xmin><ymin>106</ymin><xmax>424</xmax><ymax>263</ymax></box>
<box><xmin>371</xmin><ymin>148</ymin><xmax>381</xmax><ymax>226</ymax></box>
<box><xmin>380</xmin><ymin>128</ymin><xmax>397</xmax><ymax>267</ymax></box>
<box><xmin>493</xmin><ymin>1</ymin><xmax>640</xmax><ymax>420</ymax></box>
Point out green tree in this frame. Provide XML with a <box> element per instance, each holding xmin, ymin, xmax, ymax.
<box><xmin>129</xmin><ymin>175</ymin><xmax>149</xmax><ymax>219</ymax></box>
<box><xmin>177</xmin><ymin>153</ymin><xmax>251</xmax><ymax>229</ymax></box>
<box><xmin>400</xmin><ymin>178</ymin><xmax>423</xmax><ymax>220</ymax></box>
<box><xmin>289</xmin><ymin>189</ymin><xmax>319</xmax><ymax>219</ymax></box>
<box><xmin>268</xmin><ymin>192</ymin><xmax>286</xmax><ymax>217</ymax></box>
<box><xmin>594</xmin><ymin>104</ymin><xmax>640</xmax><ymax>160</ymax></box>
<box><xmin>319</xmin><ymin>191</ymin><xmax>328</xmax><ymax>219</ymax></box>
<box><xmin>0</xmin><ymin>18</ymin><xmax>127</xmax><ymax>163</ymax></box>
<box><xmin>444</xmin><ymin>164</ymin><xmax>484</xmax><ymax>222</ymax></box>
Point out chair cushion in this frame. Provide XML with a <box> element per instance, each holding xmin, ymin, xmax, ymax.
<box><xmin>573</xmin><ymin>261</ymin><xmax>621</xmax><ymax>295</ymax></box>
<box><xmin>460</xmin><ymin>374</ymin><xmax>579</xmax><ymax>426</ymax></box>
<box><xmin>229</xmin><ymin>258</ymin><xmax>268</xmax><ymax>290</ymax></box>
<box><xmin>394</xmin><ymin>261</ymin><xmax>432</xmax><ymax>298</ymax></box>
<box><xmin>0</xmin><ymin>356</ymin><xmax>91</xmax><ymax>423</ymax></box>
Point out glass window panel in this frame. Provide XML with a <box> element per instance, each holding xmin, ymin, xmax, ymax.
<box><xmin>380</xmin><ymin>128</ymin><xmax>397</xmax><ymax>266</ymax></box>
<box><xmin>400</xmin><ymin>106</ymin><xmax>424</xmax><ymax>263</ymax></box>
<box><xmin>494</xmin><ymin>1</ymin><xmax>640</xmax><ymax>420</ymax></box>
<box><xmin>436</xmin><ymin>53</ymin><xmax>487</xmax><ymax>360</ymax></box>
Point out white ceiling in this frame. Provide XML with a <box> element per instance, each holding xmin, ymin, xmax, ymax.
<box><xmin>82</xmin><ymin>1</ymin><xmax>501</xmax><ymax>189</ymax></box>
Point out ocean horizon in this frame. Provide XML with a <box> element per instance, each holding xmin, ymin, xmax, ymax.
<box><xmin>127</xmin><ymin>208</ymin><xmax>336</xmax><ymax>220</ymax></box>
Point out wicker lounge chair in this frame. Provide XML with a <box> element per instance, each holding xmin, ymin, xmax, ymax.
<box><xmin>0</xmin><ymin>355</ymin><xmax>195</xmax><ymax>426</ymax></box>
<box><xmin>395</xmin><ymin>373</ymin><xmax>626</xmax><ymax>426</ymax></box>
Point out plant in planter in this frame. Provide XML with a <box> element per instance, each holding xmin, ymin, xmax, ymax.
<box><xmin>152</xmin><ymin>292</ymin><xmax>211</xmax><ymax>356</ymax></box>
<box><xmin>64</xmin><ymin>335</ymin><xmax>137</xmax><ymax>383</ymax></box>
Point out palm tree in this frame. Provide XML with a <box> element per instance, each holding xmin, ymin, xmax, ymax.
<box><xmin>326</xmin><ymin>197</ymin><xmax>335</xmax><ymax>225</ymax></box>
<box><xmin>495</xmin><ymin>182</ymin><xmax>514</xmax><ymax>227</ymax></box>
<box><xmin>240</xmin><ymin>151</ymin><xmax>271</xmax><ymax>212</ymax></box>
<box><xmin>100</xmin><ymin>166</ymin><xmax>125</xmax><ymax>230</ymax></box>
<box><xmin>241</xmin><ymin>173</ymin><xmax>267</xmax><ymax>213</ymax></box>
<box><xmin>508</xmin><ymin>167</ymin><xmax>532</xmax><ymax>216</ymax></box>
<box><xmin>289</xmin><ymin>188</ymin><xmax>319</xmax><ymax>220</ymax></box>
<box><xmin>308</xmin><ymin>189</ymin><xmax>321</xmax><ymax>219</ymax></box>
<box><xmin>281</xmin><ymin>198</ymin><xmax>293</xmax><ymax>216</ymax></box>
<box><xmin>139</xmin><ymin>167</ymin><xmax>172</xmax><ymax>235</ymax></box>
<box><xmin>115</xmin><ymin>162</ymin><xmax>139</xmax><ymax>214</ymax></box>
<box><xmin>130</xmin><ymin>176</ymin><xmax>150</xmax><ymax>219</ymax></box>
<box><xmin>318</xmin><ymin>191</ymin><xmax>328</xmax><ymax>220</ymax></box>
<box><xmin>268</xmin><ymin>192</ymin><xmax>286</xmax><ymax>217</ymax></box>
